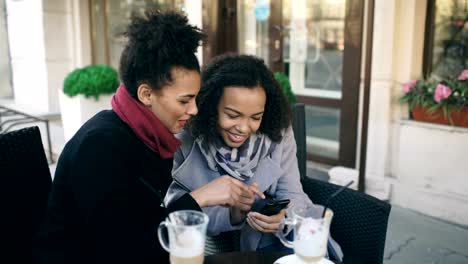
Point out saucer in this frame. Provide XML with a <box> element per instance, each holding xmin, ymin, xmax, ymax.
<box><xmin>273</xmin><ymin>254</ymin><xmax>334</xmax><ymax>264</ymax></box>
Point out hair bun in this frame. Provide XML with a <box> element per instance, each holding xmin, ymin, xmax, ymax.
<box><xmin>125</xmin><ymin>10</ymin><xmax>204</xmax><ymax>59</ymax></box>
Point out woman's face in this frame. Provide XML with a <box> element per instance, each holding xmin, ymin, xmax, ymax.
<box><xmin>217</xmin><ymin>86</ymin><xmax>266</xmax><ymax>148</ymax></box>
<box><xmin>149</xmin><ymin>68</ymin><xmax>200</xmax><ymax>134</ymax></box>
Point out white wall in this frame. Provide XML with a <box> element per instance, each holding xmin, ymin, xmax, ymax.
<box><xmin>6</xmin><ymin>0</ymin><xmax>49</xmax><ymax>112</ymax></box>
<box><xmin>184</xmin><ymin>0</ymin><xmax>203</xmax><ymax>65</ymax></box>
<box><xmin>389</xmin><ymin>0</ymin><xmax>427</xmax><ymax>178</ymax></box>
<box><xmin>393</xmin><ymin>121</ymin><xmax>468</xmax><ymax>226</ymax></box>
<box><xmin>364</xmin><ymin>0</ymin><xmax>426</xmax><ymax>197</ymax></box>
<box><xmin>0</xmin><ymin>0</ymin><xmax>13</xmax><ymax>98</ymax></box>
<box><xmin>5</xmin><ymin>0</ymin><xmax>89</xmax><ymax>114</ymax></box>
<box><xmin>42</xmin><ymin>0</ymin><xmax>74</xmax><ymax>113</ymax></box>
<box><xmin>363</xmin><ymin>0</ymin><xmax>397</xmax><ymax>198</ymax></box>
<box><xmin>366</xmin><ymin>0</ymin><xmax>468</xmax><ymax>225</ymax></box>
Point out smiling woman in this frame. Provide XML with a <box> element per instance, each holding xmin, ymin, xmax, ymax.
<box><xmin>33</xmin><ymin>10</ymin><xmax>206</xmax><ymax>264</ymax></box>
<box><xmin>164</xmin><ymin>54</ymin><xmax>343</xmax><ymax>262</ymax></box>
<box><xmin>217</xmin><ymin>86</ymin><xmax>266</xmax><ymax>148</ymax></box>
<box><xmin>139</xmin><ymin>67</ymin><xmax>200</xmax><ymax>134</ymax></box>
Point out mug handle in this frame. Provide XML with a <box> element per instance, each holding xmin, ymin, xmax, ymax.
<box><xmin>157</xmin><ymin>221</ymin><xmax>170</xmax><ymax>252</ymax></box>
<box><xmin>277</xmin><ymin>218</ymin><xmax>296</xmax><ymax>248</ymax></box>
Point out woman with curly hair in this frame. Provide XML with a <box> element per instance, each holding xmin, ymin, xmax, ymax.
<box><xmin>165</xmin><ymin>54</ymin><xmax>343</xmax><ymax>260</ymax></box>
<box><xmin>33</xmin><ymin>11</ymin><xmax>260</xmax><ymax>264</ymax></box>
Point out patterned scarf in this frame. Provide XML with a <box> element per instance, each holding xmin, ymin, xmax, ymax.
<box><xmin>197</xmin><ymin>133</ymin><xmax>276</xmax><ymax>181</ymax></box>
<box><xmin>111</xmin><ymin>84</ymin><xmax>181</xmax><ymax>159</ymax></box>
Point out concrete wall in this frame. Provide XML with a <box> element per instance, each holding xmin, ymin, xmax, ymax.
<box><xmin>42</xmin><ymin>0</ymin><xmax>74</xmax><ymax>113</ymax></box>
<box><xmin>365</xmin><ymin>0</ymin><xmax>468</xmax><ymax>226</ymax></box>
<box><xmin>0</xmin><ymin>0</ymin><xmax>13</xmax><ymax>98</ymax></box>
<box><xmin>393</xmin><ymin>121</ymin><xmax>468</xmax><ymax>225</ymax></box>
<box><xmin>363</xmin><ymin>0</ymin><xmax>398</xmax><ymax>197</ymax></box>
<box><xmin>184</xmin><ymin>0</ymin><xmax>203</xmax><ymax>65</ymax></box>
<box><xmin>6</xmin><ymin>0</ymin><xmax>49</xmax><ymax>112</ymax></box>
<box><xmin>5</xmin><ymin>0</ymin><xmax>89</xmax><ymax>113</ymax></box>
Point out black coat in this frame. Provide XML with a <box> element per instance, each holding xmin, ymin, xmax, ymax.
<box><xmin>33</xmin><ymin>110</ymin><xmax>200</xmax><ymax>264</ymax></box>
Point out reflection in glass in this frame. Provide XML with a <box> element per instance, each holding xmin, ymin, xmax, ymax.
<box><xmin>90</xmin><ymin>0</ymin><xmax>184</xmax><ymax>68</ymax></box>
<box><xmin>305</xmin><ymin>105</ymin><xmax>340</xmax><ymax>159</ymax></box>
<box><xmin>237</xmin><ymin>0</ymin><xmax>271</xmax><ymax>64</ymax></box>
<box><xmin>235</xmin><ymin>0</ymin><xmax>346</xmax><ymax>161</ymax></box>
<box><xmin>431</xmin><ymin>0</ymin><xmax>467</xmax><ymax>79</ymax></box>
<box><xmin>283</xmin><ymin>0</ymin><xmax>345</xmax><ymax>95</ymax></box>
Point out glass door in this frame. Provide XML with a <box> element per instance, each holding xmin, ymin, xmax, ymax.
<box><xmin>237</xmin><ymin>0</ymin><xmax>364</xmax><ymax>167</ymax></box>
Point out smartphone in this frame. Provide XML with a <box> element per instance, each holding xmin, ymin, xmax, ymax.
<box><xmin>259</xmin><ymin>199</ymin><xmax>290</xmax><ymax>216</ymax></box>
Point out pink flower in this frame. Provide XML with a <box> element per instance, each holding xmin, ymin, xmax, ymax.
<box><xmin>458</xmin><ymin>69</ymin><xmax>468</xmax><ymax>80</ymax></box>
<box><xmin>402</xmin><ymin>80</ymin><xmax>417</xmax><ymax>93</ymax></box>
<box><xmin>433</xmin><ymin>84</ymin><xmax>452</xmax><ymax>103</ymax></box>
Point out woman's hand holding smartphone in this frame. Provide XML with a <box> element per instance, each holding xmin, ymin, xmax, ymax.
<box><xmin>246</xmin><ymin>208</ymin><xmax>287</xmax><ymax>233</ymax></box>
<box><xmin>259</xmin><ymin>199</ymin><xmax>290</xmax><ymax>216</ymax></box>
<box><xmin>246</xmin><ymin>198</ymin><xmax>290</xmax><ymax>233</ymax></box>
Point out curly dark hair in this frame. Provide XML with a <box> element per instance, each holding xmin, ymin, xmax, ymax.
<box><xmin>189</xmin><ymin>54</ymin><xmax>291</xmax><ymax>143</ymax></box>
<box><xmin>119</xmin><ymin>10</ymin><xmax>205</xmax><ymax>98</ymax></box>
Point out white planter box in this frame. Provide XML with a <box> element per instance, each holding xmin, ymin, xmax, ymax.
<box><xmin>58</xmin><ymin>89</ymin><xmax>113</xmax><ymax>141</ymax></box>
<box><xmin>392</xmin><ymin>120</ymin><xmax>468</xmax><ymax>225</ymax></box>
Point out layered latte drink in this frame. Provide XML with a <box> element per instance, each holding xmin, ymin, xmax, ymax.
<box><xmin>169</xmin><ymin>229</ymin><xmax>204</xmax><ymax>264</ymax></box>
<box><xmin>294</xmin><ymin>218</ymin><xmax>328</xmax><ymax>262</ymax></box>
<box><xmin>278</xmin><ymin>208</ymin><xmax>333</xmax><ymax>263</ymax></box>
<box><xmin>158</xmin><ymin>211</ymin><xmax>208</xmax><ymax>264</ymax></box>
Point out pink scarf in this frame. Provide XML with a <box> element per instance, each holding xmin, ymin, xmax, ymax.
<box><xmin>111</xmin><ymin>84</ymin><xmax>181</xmax><ymax>159</ymax></box>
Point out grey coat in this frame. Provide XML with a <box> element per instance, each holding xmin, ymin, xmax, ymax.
<box><xmin>164</xmin><ymin>127</ymin><xmax>343</xmax><ymax>260</ymax></box>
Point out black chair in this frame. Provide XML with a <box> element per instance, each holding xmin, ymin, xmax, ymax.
<box><xmin>0</xmin><ymin>126</ymin><xmax>52</xmax><ymax>263</ymax></box>
<box><xmin>205</xmin><ymin>230</ymin><xmax>240</xmax><ymax>256</ymax></box>
<box><xmin>291</xmin><ymin>103</ymin><xmax>307</xmax><ymax>178</ymax></box>
<box><xmin>292</xmin><ymin>102</ymin><xmax>391</xmax><ymax>263</ymax></box>
<box><xmin>301</xmin><ymin>177</ymin><xmax>391</xmax><ymax>264</ymax></box>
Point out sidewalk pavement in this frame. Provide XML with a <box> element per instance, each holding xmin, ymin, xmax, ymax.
<box><xmin>384</xmin><ymin>205</ymin><xmax>468</xmax><ymax>264</ymax></box>
<box><xmin>306</xmin><ymin>167</ymin><xmax>468</xmax><ymax>264</ymax></box>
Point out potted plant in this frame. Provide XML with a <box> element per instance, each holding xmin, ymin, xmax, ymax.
<box><xmin>58</xmin><ymin>64</ymin><xmax>119</xmax><ymax>140</ymax></box>
<box><xmin>399</xmin><ymin>69</ymin><xmax>468</xmax><ymax>128</ymax></box>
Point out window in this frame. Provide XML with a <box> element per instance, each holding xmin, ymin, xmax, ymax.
<box><xmin>424</xmin><ymin>0</ymin><xmax>468</xmax><ymax>79</ymax></box>
<box><xmin>89</xmin><ymin>0</ymin><xmax>185</xmax><ymax>69</ymax></box>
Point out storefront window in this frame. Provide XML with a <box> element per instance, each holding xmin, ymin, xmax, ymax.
<box><xmin>90</xmin><ymin>0</ymin><xmax>185</xmax><ymax>68</ymax></box>
<box><xmin>427</xmin><ymin>0</ymin><xmax>468</xmax><ymax>79</ymax></box>
<box><xmin>282</xmin><ymin>0</ymin><xmax>345</xmax><ymax>97</ymax></box>
<box><xmin>237</xmin><ymin>0</ymin><xmax>350</xmax><ymax>162</ymax></box>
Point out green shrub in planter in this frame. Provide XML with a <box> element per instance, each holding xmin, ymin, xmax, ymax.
<box><xmin>63</xmin><ymin>64</ymin><xmax>119</xmax><ymax>100</ymax></box>
<box><xmin>274</xmin><ymin>71</ymin><xmax>296</xmax><ymax>104</ymax></box>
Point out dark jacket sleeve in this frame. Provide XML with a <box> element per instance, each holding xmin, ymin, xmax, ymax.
<box><xmin>166</xmin><ymin>192</ymin><xmax>201</xmax><ymax>214</ymax></box>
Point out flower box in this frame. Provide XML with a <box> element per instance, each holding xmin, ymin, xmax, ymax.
<box><xmin>400</xmin><ymin>69</ymin><xmax>468</xmax><ymax>127</ymax></box>
<box><xmin>412</xmin><ymin>105</ymin><xmax>468</xmax><ymax>128</ymax></box>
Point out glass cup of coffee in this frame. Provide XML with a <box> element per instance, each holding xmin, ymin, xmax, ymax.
<box><xmin>157</xmin><ymin>210</ymin><xmax>209</xmax><ymax>264</ymax></box>
<box><xmin>278</xmin><ymin>207</ymin><xmax>333</xmax><ymax>263</ymax></box>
